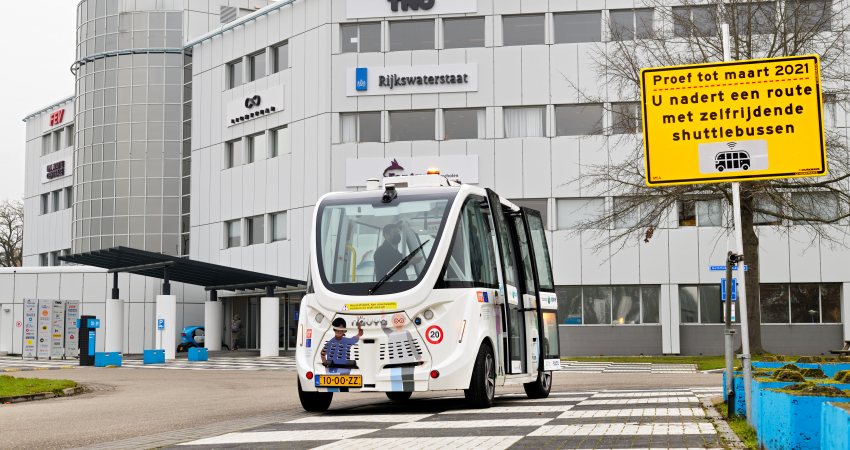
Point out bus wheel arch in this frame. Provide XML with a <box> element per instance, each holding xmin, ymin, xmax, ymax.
<box><xmin>464</xmin><ymin>340</ymin><xmax>496</xmax><ymax>408</ymax></box>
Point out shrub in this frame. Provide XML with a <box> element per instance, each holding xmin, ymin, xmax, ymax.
<box><xmin>761</xmin><ymin>355</ymin><xmax>786</xmax><ymax>362</ymax></box>
<box><xmin>796</xmin><ymin>356</ymin><xmax>823</xmax><ymax>364</ymax></box>
<box><xmin>773</xmin><ymin>370</ymin><xmax>805</xmax><ymax>382</ymax></box>
<box><xmin>835</xmin><ymin>370</ymin><xmax>850</xmax><ymax>383</ymax></box>
<box><xmin>783</xmin><ymin>382</ymin><xmax>849</xmax><ymax>397</ymax></box>
<box><xmin>801</xmin><ymin>368</ymin><xmax>827</xmax><ymax>379</ymax></box>
<box><xmin>780</xmin><ymin>364</ymin><xmax>801</xmax><ymax>372</ymax></box>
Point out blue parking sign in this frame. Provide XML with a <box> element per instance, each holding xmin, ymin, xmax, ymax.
<box><xmin>720</xmin><ymin>278</ymin><xmax>737</xmax><ymax>301</ymax></box>
<box><xmin>157</xmin><ymin>318</ymin><xmax>165</xmax><ymax>330</ymax></box>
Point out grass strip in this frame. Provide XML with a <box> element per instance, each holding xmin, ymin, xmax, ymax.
<box><xmin>0</xmin><ymin>375</ymin><xmax>77</xmax><ymax>398</ymax></box>
<box><xmin>716</xmin><ymin>401</ymin><xmax>758</xmax><ymax>449</ymax></box>
<box><xmin>562</xmin><ymin>355</ymin><xmax>728</xmax><ymax>371</ymax></box>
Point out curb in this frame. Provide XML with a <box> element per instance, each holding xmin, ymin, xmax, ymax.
<box><xmin>702</xmin><ymin>395</ymin><xmax>747</xmax><ymax>449</ymax></box>
<box><xmin>0</xmin><ymin>386</ymin><xmax>85</xmax><ymax>404</ymax></box>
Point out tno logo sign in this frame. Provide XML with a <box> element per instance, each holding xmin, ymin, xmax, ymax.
<box><xmin>388</xmin><ymin>0</ymin><xmax>435</xmax><ymax>12</ymax></box>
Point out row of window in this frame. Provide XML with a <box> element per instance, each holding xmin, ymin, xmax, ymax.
<box><xmin>39</xmin><ymin>249</ymin><xmax>72</xmax><ymax>267</ymax></box>
<box><xmin>227</xmin><ymin>42</ymin><xmax>289</xmax><ymax>89</ymax></box>
<box><xmin>224</xmin><ymin>212</ymin><xmax>288</xmax><ymax>249</ymax></box>
<box><xmin>557</xmin><ymin>192</ymin><xmax>844</xmax><ymax>230</ymax></box>
<box><xmin>338</xmin><ymin>104</ymin><xmax>640</xmax><ymax>144</ymax></box>
<box><xmin>40</xmin><ymin>188</ymin><xmax>74</xmax><ymax>215</ymax></box>
<box><xmin>42</xmin><ymin>125</ymin><xmax>75</xmax><ymax>156</ymax></box>
<box><xmin>337</xmin><ymin>2</ymin><xmax>831</xmax><ymax>53</ymax></box>
<box><xmin>224</xmin><ymin>126</ymin><xmax>289</xmax><ymax>169</ymax></box>
<box><xmin>557</xmin><ymin>283</ymin><xmax>841</xmax><ymax>325</ymax></box>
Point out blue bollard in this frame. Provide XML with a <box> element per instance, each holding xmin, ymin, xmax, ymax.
<box><xmin>94</xmin><ymin>352</ymin><xmax>123</xmax><ymax>367</ymax></box>
<box><xmin>143</xmin><ymin>349</ymin><xmax>166</xmax><ymax>364</ymax></box>
<box><xmin>188</xmin><ymin>347</ymin><xmax>208</xmax><ymax>361</ymax></box>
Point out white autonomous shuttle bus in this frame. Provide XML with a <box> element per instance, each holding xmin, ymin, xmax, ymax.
<box><xmin>296</xmin><ymin>173</ymin><xmax>560</xmax><ymax>411</ymax></box>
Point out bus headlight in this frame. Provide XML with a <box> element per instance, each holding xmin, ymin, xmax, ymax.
<box><xmin>423</xmin><ymin>309</ymin><xmax>434</xmax><ymax>320</ymax></box>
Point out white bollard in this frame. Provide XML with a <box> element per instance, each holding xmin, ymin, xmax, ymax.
<box><xmin>260</xmin><ymin>297</ymin><xmax>280</xmax><ymax>357</ymax></box>
<box><xmin>204</xmin><ymin>300</ymin><xmax>223</xmax><ymax>352</ymax></box>
<box><xmin>104</xmin><ymin>298</ymin><xmax>125</xmax><ymax>353</ymax></box>
<box><xmin>155</xmin><ymin>295</ymin><xmax>177</xmax><ymax>360</ymax></box>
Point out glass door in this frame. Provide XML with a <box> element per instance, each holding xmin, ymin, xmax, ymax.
<box><xmin>287</xmin><ymin>294</ymin><xmax>302</xmax><ymax>350</ymax></box>
<box><xmin>486</xmin><ymin>189</ymin><xmax>526</xmax><ymax>374</ymax></box>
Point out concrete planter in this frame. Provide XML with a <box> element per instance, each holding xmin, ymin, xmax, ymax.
<box><xmin>757</xmin><ymin>389</ymin><xmax>850</xmax><ymax>450</ymax></box>
<box><xmin>821</xmin><ymin>403</ymin><xmax>850</xmax><ymax>450</ymax></box>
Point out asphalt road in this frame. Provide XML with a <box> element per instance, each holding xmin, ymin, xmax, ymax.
<box><xmin>0</xmin><ymin>368</ymin><xmax>721</xmax><ymax>449</ymax></box>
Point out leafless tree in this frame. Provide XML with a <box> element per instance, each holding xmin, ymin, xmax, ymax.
<box><xmin>573</xmin><ymin>0</ymin><xmax>850</xmax><ymax>353</ymax></box>
<box><xmin>0</xmin><ymin>200</ymin><xmax>24</xmax><ymax>267</ymax></box>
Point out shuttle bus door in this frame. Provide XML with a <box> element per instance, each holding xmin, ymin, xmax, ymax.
<box><xmin>509</xmin><ymin>210</ymin><xmax>544</xmax><ymax>374</ymax></box>
<box><xmin>486</xmin><ymin>189</ymin><xmax>527</xmax><ymax>375</ymax></box>
<box><xmin>521</xmin><ymin>208</ymin><xmax>561</xmax><ymax>372</ymax></box>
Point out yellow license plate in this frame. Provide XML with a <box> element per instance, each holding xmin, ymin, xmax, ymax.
<box><xmin>316</xmin><ymin>375</ymin><xmax>362</xmax><ymax>388</ymax></box>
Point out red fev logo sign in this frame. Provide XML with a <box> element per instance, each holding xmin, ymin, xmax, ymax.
<box><xmin>49</xmin><ymin>109</ymin><xmax>65</xmax><ymax>127</ymax></box>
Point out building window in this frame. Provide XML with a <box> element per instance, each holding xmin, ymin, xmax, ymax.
<box><xmin>554</xmin><ymin>11</ymin><xmax>602</xmax><ymax>44</ymax></box>
<box><xmin>341</xmin><ymin>112</ymin><xmax>382</xmax><ymax>143</ymax></box>
<box><xmin>340</xmin><ymin>22</ymin><xmax>381</xmax><ymax>53</ymax></box>
<box><xmin>556</xmin><ymin>285</ymin><xmax>662</xmax><ymax>325</ymax></box>
<box><xmin>42</xmin><ymin>134</ymin><xmax>52</xmax><ymax>156</ymax></box>
<box><xmin>389</xmin><ymin>20</ymin><xmax>435</xmax><ymax>51</ymax></box>
<box><xmin>247</xmin><ymin>215</ymin><xmax>264</xmax><ymax>245</ymax></box>
<box><xmin>786</xmin><ymin>0</ymin><xmax>832</xmax><ymax>34</ymax></box>
<box><xmin>225</xmin><ymin>220</ymin><xmax>241</xmax><ymax>248</ymax></box>
<box><xmin>610</xmin><ymin>9</ymin><xmax>654</xmax><ymax>40</ymax></box>
<box><xmin>51</xmin><ymin>190</ymin><xmax>61</xmax><ymax>213</ymax></box>
<box><xmin>753</xmin><ymin>195</ymin><xmax>783</xmax><ymax>226</ymax></box>
<box><xmin>227</xmin><ymin>59</ymin><xmax>243</xmax><ymax>89</ymax></box>
<box><xmin>66</xmin><ymin>124</ymin><xmax>75</xmax><ymax>147</ymax></box>
<box><xmin>389</xmin><ymin>110</ymin><xmax>435</xmax><ymax>142</ymax></box>
<box><xmin>673</xmin><ymin>5</ymin><xmax>718</xmax><ymax>37</ymax></box>
<box><xmin>760</xmin><ymin>283</ymin><xmax>841</xmax><ymax>324</ymax></box>
<box><xmin>824</xmin><ymin>94</ymin><xmax>838</xmax><ymax>129</ymax></box>
<box><xmin>556</xmin><ymin>198</ymin><xmax>605</xmax><ymax>229</ymax></box>
<box><xmin>612</xmin><ymin>197</ymin><xmax>658</xmax><ymax>229</ymax></box>
<box><xmin>39</xmin><ymin>253</ymin><xmax>49</xmax><ymax>267</ymax></box>
<box><xmin>555</xmin><ymin>104</ymin><xmax>603</xmax><ymax>136</ymax></box>
<box><xmin>271</xmin><ymin>126</ymin><xmax>288</xmax><ymax>157</ymax></box>
<box><xmin>444</xmin><ymin>109</ymin><xmax>485</xmax><ymax>140</ymax></box>
<box><xmin>52</xmin><ymin>129</ymin><xmax>63</xmax><ymax>152</ymax></box>
<box><xmin>272</xmin><ymin>212</ymin><xmax>287</xmax><ymax>242</ymax></box>
<box><xmin>611</xmin><ymin>102</ymin><xmax>641</xmax><ymax>134</ymax></box>
<box><xmin>41</xmin><ymin>193</ymin><xmax>50</xmax><ymax>215</ymax></box>
<box><xmin>248</xmin><ymin>50</ymin><xmax>266</xmax><ymax>82</ymax></box>
<box><xmin>733</xmin><ymin>2</ymin><xmax>776</xmax><ymax>35</ymax></box>
<box><xmin>791</xmin><ymin>192</ymin><xmax>843</xmax><ymax>225</ymax></box>
<box><xmin>225</xmin><ymin>139</ymin><xmax>243</xmax><ymax>169</ymax></box>
<box><xmin>49</xmin><ymin>251</ymin><xmax>61</xmax><ymax>267</ymax></box>
<box><xmin>679</xmin><ymin>285</ymin><xmax>733</xmax><ymax>324</ymax></box>
<box><xmin>65</xmin><ymin>187</ymin><xmax>74</xmax><ymax>210</ymax></box>
<box><xmin>503</xmin><ymin>14</ymin><xmax>545</xmax><ymax>46</ymax></box>
<box><xmin>443</xmin><ymin>17</ymin><xmax>485</xmax><ymax>49</ymax></box>
<box><xmin>273</xmin><ymin>42</ymin><xmax>289</xmax><ymax>72</ymax></box>
<box><xmin>504</xmin><ymin>106</ymin><xmax>545</xmax><ymax>138</ymax></box>
<box><xmin>247</xmin><ymin>133</ymin><xmax>265</xmax><ymax>163</ymax></box>
<box><xmin>677</xmin><ymin>198</ymin><xmax>723</xmax><ymax>227</ymax></box>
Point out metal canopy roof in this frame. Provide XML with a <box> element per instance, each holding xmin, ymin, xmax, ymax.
<box><xmin>60</xmin><ymin>246</ymin><xmax>304</xmax><ymax>291</ymax></box>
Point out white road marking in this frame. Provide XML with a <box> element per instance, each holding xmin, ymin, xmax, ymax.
<box><xmin>389</xmin><ymin>418</ymin><xmax>552</xmax><ymax>429</ymax></box>
<box><xmin>311</xmin><ymin>436</ymin><xmax>524</xmax><ymax>450</ymax></box>
<box><xmin>578</xmin><ymin>397</ymin><xmax>698</xmax><ymax>405</ymax></box>
<box><xmin>558</xmin><ymin>408</ymin><xmax>706</xmax><ymax>418</ymax></box>
<box><xmin>177</xmin><ymin>429</ymin><xmax>377</xmax><ymax>445</ymax></box>
<box><xmin>441</xmin><ymin>405</ymin><xmax>572</xmax><ymax>414</ymax></box>
<box><xmin>289</xmin><ymin>414</ymin><xmax>433</xmax><ymax>423</ymax></box>
<box><xmin>530</xmin><ymin>422</ymin><xmax>717</xmax><ymax>436</ymax></box>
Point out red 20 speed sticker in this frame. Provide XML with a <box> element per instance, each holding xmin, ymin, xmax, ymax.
<box><xmin>425</xmin><ymin>325</ymin><xmax>443</xmax><ymax>344</ymax></box>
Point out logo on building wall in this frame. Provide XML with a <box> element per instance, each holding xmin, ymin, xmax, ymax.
<box><xmin>383</xmin><ymin>159</ymin><xmax>405</xmax><ymax>177</ymax></box>
<box><xmin>388</xmin><ymin>0</ymin><xmax>435</xmax><ymax>12</ymax></box>
<box><xmin>46</xmin><ymin>161</ymin><xmax>66</xmax><ymax>180</ymax></box>
<box><xmin>244</xmin><ymin>95</ymin><xmax>262</xmax><ymax>109</ymax></box>
<box><xmin>355</xmin><ymin>68</ymin><xmax>368</xmax><ymax>91</ymax></box>
<box><xmin>49</xmin><ymin>109</ymin><xmax>65</xmax><ymax>127</ymax></box>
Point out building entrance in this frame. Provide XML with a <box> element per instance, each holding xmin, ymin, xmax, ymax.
<box><xmin>225</xmin><ymin>293</ymin><xmax>304</xmax><ymax>351</ymax></box>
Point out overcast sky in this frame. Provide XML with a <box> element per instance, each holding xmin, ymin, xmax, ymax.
<box><xmin>0</xmin><ymin>1</ymin><xmax>78</xmax><ymax>202</ymax></box>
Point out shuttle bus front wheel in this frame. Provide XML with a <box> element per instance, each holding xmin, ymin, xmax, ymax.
<box><xmin>523</xmin><ymin>371</ymin><xmax>553</xmax><ymax>399</ymax></box>
<box><xmin>464</xmin><ymin>343</ymin><xmax>496</xmax><ymax>408</ymax></box>
<box><xmin>298</xmin><ymin>379</ymin><xmax>333</xmax><ymax>412</ymax></box>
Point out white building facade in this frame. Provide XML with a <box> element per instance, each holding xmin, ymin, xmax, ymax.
<box><xmin>8</xmin><ymin>0</ymin><xmax>850</xmax><ymax>356</ymax></box>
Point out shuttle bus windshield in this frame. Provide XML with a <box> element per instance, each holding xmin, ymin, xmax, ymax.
<box><xmin>316</xmin><ymin>191</ymin><xmax>456</xmax><ymax>295</ymax></box>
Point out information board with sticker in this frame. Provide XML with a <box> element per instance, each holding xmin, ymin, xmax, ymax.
<box><xmin>641</xmin><ymin>55</ymin><xmax>826</xmax><ymax>186</ymax></box>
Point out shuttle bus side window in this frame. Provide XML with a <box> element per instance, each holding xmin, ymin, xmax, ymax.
<box><xmin>437</xmin><ymin>196</ymin><xmax>499</xmax><ymax>288</ymax></box>
<box><xmin>526</xmin><ymin>212</ymin><xmax>554</xmax><ymax>291</ymax></box>
<box><xmin>512</xmin><ymin>215</ymin><xmax>536</xmax><ymax>294</ymax></box>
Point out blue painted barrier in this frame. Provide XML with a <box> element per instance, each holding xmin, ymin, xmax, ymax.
<box><xmin>188</xmin><ymin>347</ymin><xmax>208</xmax><ymax>361</ymax></box>
<box><xmin>143</xmin><ymin>349</ymin><xmax>165</xmax><ymax>364</ymax></box>
<box><xmin>94</xmin><ymin>352</ymin><xmax>122</xmax><ymax>367</ymax></box>
<box><xmin>821</xmin><ymin>402</ymin><xmax>850</xmax><ymax>450</ymax></box>
<box><xmin>758</xmin><ymin>389</ymin><xmax>850</xmax><ymax>450</ymax></box>
<box><xmin>753</xmin><ymin>362</ymin><xmax>850</xmax><ymax>378</ymax></box>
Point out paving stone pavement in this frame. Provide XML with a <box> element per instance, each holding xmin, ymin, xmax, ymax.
<box><xmin>172</xmin><ymin>387</ymin><xmax>724</xmax><ymax>449</ymax></box>
<box><xmin>559</xmin><ymin>361</ymin><xmax>698</xmax><ymax>374</ymax></box>
<box><xmin>0</xmin><ymin>355</ymin><xmax>296</xmax><ymax>372</ymax></box>
<box><xmin>0</xmin><ymin>357</ymin><xmax>77</xmax><ymax>372</ymax></box>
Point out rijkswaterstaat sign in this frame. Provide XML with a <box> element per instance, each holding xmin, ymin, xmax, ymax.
<box><xmin>347</xmin><ymin>65</ymin><xmax>478</xmax><ymax>96</ymax></box>
<box><xmin>346</xmin><ymin>0</ymin><xmax>477</xmax><ymax>19</ymax></box>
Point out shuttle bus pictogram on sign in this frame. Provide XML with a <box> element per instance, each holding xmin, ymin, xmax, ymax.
<box><xmin>640</xmin><ymin>55</ymin><xmax>827</xmax><ymax>186</ymax></box>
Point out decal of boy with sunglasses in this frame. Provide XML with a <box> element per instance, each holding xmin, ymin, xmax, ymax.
<box><xmin>321</xmin><ymin>317</ymin><xmax>363</xmax><ymax>374</ymax></box>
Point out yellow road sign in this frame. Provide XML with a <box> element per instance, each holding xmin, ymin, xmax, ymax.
<box><xmin>640</xmin><ymin>55</ymin><xmax>827</xmax><ymax>186</ymax></box>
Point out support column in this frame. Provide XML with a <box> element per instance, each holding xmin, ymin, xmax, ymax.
<box><xmin>260</xmin><ymin>286</ymin><xmax>279</xmax><ymax>357</ymax></box>
<box><xmin>104</xmin><ymin>272</ymin><xmax>124</xmax><ymax>353</ymax></box>
<box><xmin>204</xmin><ymin>290</ymin><xmax>223</xmax><ymax>352</ymax></box>
<box><xmin>156</xmin><ymin>295</ymin><xmax>177</xmax><ymax>360</ymax></box>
